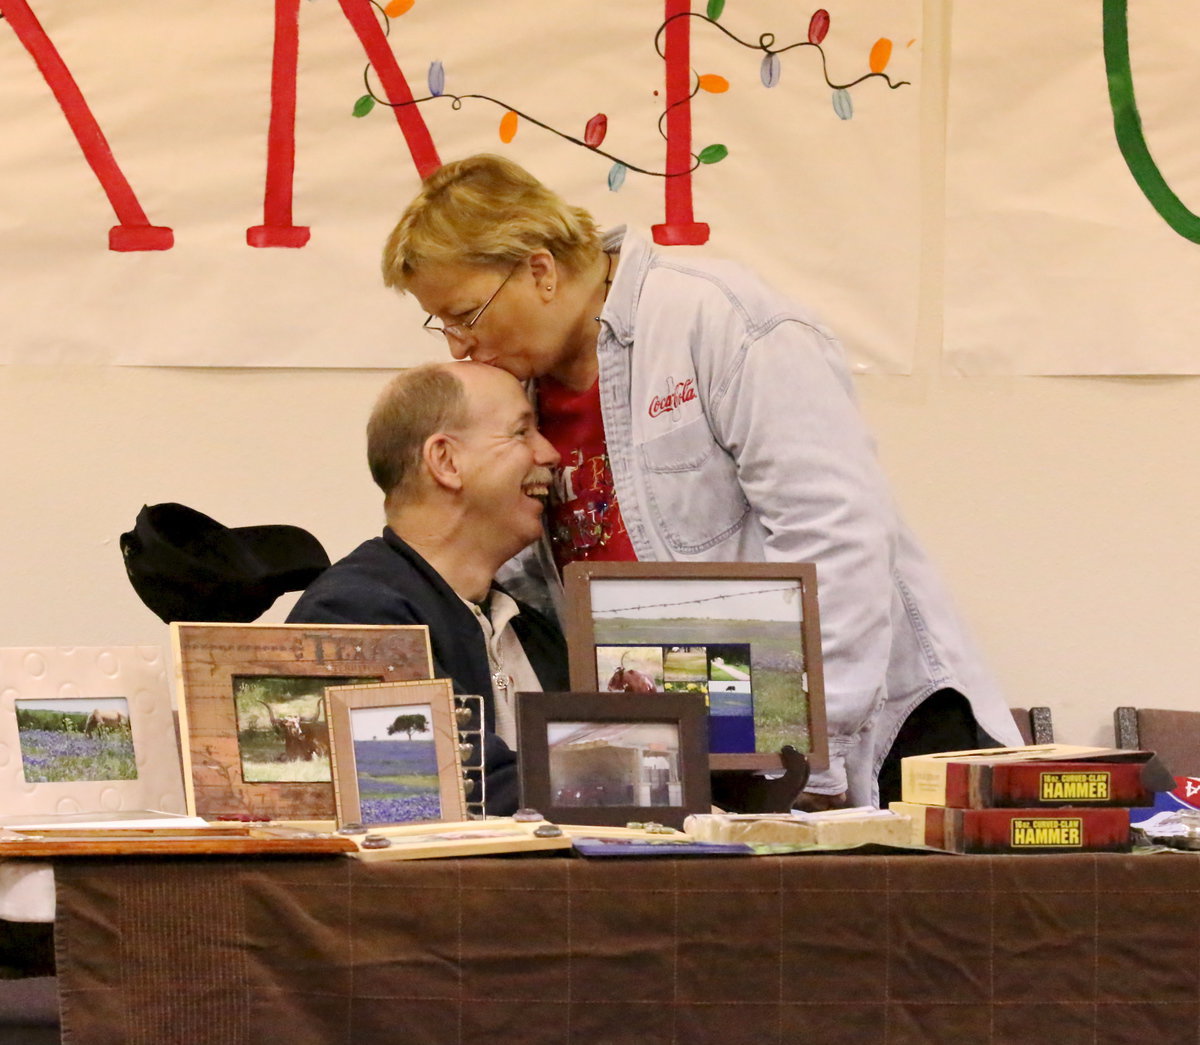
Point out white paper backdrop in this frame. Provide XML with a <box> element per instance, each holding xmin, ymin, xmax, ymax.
<box><xmin>0</xmin><ymin>0</ymin><xmax>921</xmax><ymax>370</ymax></box>
<box><xmin>945</xmin><ymin>0</ymin><xmax>1200</xmax><ymax>375</ymax></box>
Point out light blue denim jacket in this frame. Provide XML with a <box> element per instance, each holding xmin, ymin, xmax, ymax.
<box><xmin>510</xmin><ymin>228</ymin><xmax>1021</xmax><ymax>804</ymax></box>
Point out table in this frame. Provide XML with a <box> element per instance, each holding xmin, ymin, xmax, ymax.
<box><xmin>52</xmin><ymin>850</ymin><xmax>1200</xmax><ymax>1045</ymax></box>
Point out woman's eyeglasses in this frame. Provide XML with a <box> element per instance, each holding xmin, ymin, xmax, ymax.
<box><xmin>422</xmin><ymin>263</ymin><xmax>519</xmax><ymax>340</ymax></box>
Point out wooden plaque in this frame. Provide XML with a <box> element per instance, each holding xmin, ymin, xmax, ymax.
<box><xmin>173</xmin><ymin>623</ymin><xmax>433</xmax><ymax>821</ymax></box>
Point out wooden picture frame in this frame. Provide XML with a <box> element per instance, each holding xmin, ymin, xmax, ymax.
<box><xmin>516</xmin><ymin>690</ymin><xmax>710</xmax><ymax>830</ymax></box>
<box><xmin>324</xmin><ymin>679</ymin><xmax>466</xmax><ymax>828</ymax></box>
<box><xmin>0</xmin><ymin>646</ymin><xmax>185</xmax><ymax>819</ymax></box>
<box><xmin>172</xmin><ymin>623</ymin><xmax>433</xmax><ymax>821</ymax></box>
<box><xmin>562</xmin><ymin>562</ymin><xmax>828</xmax><ymax>772</ymax></box>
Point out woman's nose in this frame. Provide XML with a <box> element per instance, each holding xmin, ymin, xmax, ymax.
<box><xmin>444</xmin><ymin>330</ymin><xmax>477</xmax><ymax>360</ymax></box>
<box><xmin>446</xmin><ymin>328</ymin><xmax>482</xmax><ymax>362</ymax></box>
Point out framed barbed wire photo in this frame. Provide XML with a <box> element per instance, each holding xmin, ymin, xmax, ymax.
<box><xmin>324</xmin><ymin>679</ymin><xmax>466</xmax><ymax>829</ymax></box>
<box><xmin>516</xmin><ymin>691</ymin><xmax>710</xmax><ymax>830</ymax></box>
<box><xmin>172</xmin><ymin>624</ymin><xmax>433</xmax><ymax>822</ymax></box>
<box><xmin>562</xmin><ymin>562</ymin><xmax>828</xmax><ymax>772</ymax></box>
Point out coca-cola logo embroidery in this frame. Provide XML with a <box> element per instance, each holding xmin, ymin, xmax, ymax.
<box><xmin>648</xmin><ymin>378</ymin><xmax>697</xmax><ymax>418</ymax></box>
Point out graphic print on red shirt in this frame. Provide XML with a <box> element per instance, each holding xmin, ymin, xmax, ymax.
<box><xmin>536</xmin><ymin>375</ymin><xmax>635</xmax><ymax>571</ymax></box>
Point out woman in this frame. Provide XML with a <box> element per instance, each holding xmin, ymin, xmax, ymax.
<box><xmin>381</xmin><ymin>154</ymin><xmax>1021</xmax><ymax>807</ymax></box>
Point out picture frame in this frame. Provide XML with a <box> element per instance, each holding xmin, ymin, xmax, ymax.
<box><xmin>516</xmin><ymin>690</ymin><xmax>711</xmax><ymax>829</ymax></box>
<box><xmin>0</xmin><ymin>646</ymin><xmax>185</xmax><ymax>819</ymax></box>
<box><xmin>172</xmin><ymin>623</ymin><xmax>433</xmax><ymax>821</ymax></box>
<box><xmin>562</xmin><ymin>562</ymin><xmax>828</xmax><ymax>772</ymax></box>
<box><xmin>324</xmin><ymin>679</ymin><xmax>466</xmax><ymax>828</ymax></box>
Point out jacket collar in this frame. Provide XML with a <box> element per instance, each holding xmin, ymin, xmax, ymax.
<box><xmin>598</xmin><ymin>226</ymin><xmax>652</xmax><ymax>348</ymax></box>
<box><xmin>381</xmin><ymin>526</ymin><xmax>512</xmax><ymax>606</ymax></box>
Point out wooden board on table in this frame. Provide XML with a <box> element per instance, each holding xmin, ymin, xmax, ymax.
<box><xmin>0</xmin><ymin>824</ymin><xmax>356</xmax><ymax>857</ymax></box>
<box><xmin>345</xmin><ymin>818</ymin><xmax>571</xmax><ymax>862</ymax></box>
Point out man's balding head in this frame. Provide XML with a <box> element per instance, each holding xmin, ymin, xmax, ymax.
<box><xmin>367</xmin><ymin>363</ymin><xmax>469</xmax><ymax>508</ymax></box>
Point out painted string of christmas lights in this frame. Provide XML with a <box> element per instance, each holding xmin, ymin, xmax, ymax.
<box><xmin>350</xmin><ymin>1</ymin><xmax>911</xmax><ymax>190</ymax></box>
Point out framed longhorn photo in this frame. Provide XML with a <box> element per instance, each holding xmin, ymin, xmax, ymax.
<box><xmin>172</xmin><ymin>623</ymin><xmax>433</xmax><ymax>822</ymax></box>
<box><xmin>562</xmin><ymin>562</ymin><xmax>828</xmax><ymax>773</ymax></box>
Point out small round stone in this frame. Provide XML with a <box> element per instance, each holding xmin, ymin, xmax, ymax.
<box><xmin>512</xmin><ymin>808</ymin><xmax>544</xmax><ymax>822</ymax></box>
<box><xmin>338</xmin><ymin>823</ymin><xmax>367</xmax><ymax>835</ymax></box>
<box><xmin>533</xmin><ymin>823</ymin><xmax>563</xmax><ymax>838</ymax></box>
<box><xmin>361</xmin><ymin>834</ymin><xmax>392</xmax><ymax>849</ymax></box>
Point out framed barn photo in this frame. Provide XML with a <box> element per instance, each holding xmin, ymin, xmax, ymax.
<box><xmin>172</xmin><ymin>623</ymin><xmax>433</xmax><ymax>822</ymax></box>
<box><xmin>324</xmin><ymin>679</ymin><xmax>466</xmax><ymax>829</ymax></box>
<box><xmin>0</xmin><ymin>646</ymin><xmax>184</xmax><ymax>819</ymax></box>
<box><xmin>516</xmin><ymin>691</ymin><xmax>710</xmax><ymax>830</ymax></box>
<box><xmin>562</xmin><ymin>562</ymin><xmax>828</xmax><ymax>773</ymax></box>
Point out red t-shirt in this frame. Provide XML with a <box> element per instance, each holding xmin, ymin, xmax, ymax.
<box><xmin>536</xmin><ymin>376</ymin><xmax>636</xmax><ymax>571</ymax></box>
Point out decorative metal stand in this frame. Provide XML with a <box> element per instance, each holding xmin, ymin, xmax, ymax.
<box><xmin>454</xmin><ymin>694</ymin><xmax>486</xmax><ymax>818</ymax></box>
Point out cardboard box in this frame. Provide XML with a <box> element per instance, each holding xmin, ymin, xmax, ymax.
<box><xmin>684</xmin><ymin>808</ymin><xmax>915</xmax><ymax>849</ymax></box>
<box><xmin>901</xmin><ymin>744</ymin><xmax>1162</xmax><ymax>808</ymax></box>
<box><xmin>890</xmin><ymin>801</ymin><xmax>1132</xmax><ymax>854</ymax></box>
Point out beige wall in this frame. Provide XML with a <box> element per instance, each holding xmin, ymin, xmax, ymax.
<box><xmin>8</xmin><ymin>362</ymin><xmax>1196</xmax><ymax>751</ymax></box>
<box><xmin>2</xmin><ymin>2</ymin><xmax>1195</xmax><ymax>746</ymax></box>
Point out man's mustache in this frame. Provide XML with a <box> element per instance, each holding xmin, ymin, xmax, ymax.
<box><xmin>522</xmin><ymin>467</ymin><xmax>554</xmax><ymax>487</ymax></box>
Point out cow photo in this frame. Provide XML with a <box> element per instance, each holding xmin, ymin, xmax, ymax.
<box><xmin>14</xmin><ymin>696</ymin><xmax>136</xmax><ymax>783</ymax></box>
<box><xmin>233</xmin><ymin>675</ymin><xmax>373</xmax><ymax>783</ymax></box>
<box><xmin>594</xmin><ymin>640</ymin><xmax>757</xmax><ymax>755</ymax></box>
<box><xmin>595</xmin><ymin>645</ymin><xmax>665</xmax><ymax>694</ymax></box>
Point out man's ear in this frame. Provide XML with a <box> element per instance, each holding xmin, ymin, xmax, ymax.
<box><xmin>527</xmin><ymin>249</ymin><xmax>559</xmax><ymax>301</ymax></box>
<box><xmin>422</xmin><ymin>432</ymin><xmax>464</xmax><ymax>491</ymax></box>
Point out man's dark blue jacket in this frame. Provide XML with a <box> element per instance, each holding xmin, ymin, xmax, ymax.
<box><xmin>287</xmin><ymin>528</ymin><xmax>568</xmax><ymax>815</ymax></box>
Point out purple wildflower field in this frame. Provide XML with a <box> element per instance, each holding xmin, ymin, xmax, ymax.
<box><xmin>360</xmin><ymin>793</ymin><xmax>442</xmax><ymax>823</ymax></box>
<box><xmin>353</xmin><ymin>739</ymin><xmax>441</xmax><ymax>825</ymax></box>
<box><xmin>19</xmin><ymin>728</ymin><xmax>137</xmax><ymax>782</ymax></box>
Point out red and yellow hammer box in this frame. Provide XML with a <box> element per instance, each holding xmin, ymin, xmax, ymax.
<box><xmin>889</xmin><ymin>801</ymin><xmax>1132</xmax><ymax>854</ymax></box>
<box><xmin>901</xmin><ymin>744</ymin><xmax>1164</xmax><ymax>809</ymax></box>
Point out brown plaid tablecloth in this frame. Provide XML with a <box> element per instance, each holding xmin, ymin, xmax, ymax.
<box><xmin>53</xmin><ymin>851</ymin><xmax>1200</xmax><ymax>1045</ymax></box>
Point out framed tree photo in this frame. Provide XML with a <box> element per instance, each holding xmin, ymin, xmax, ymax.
<box><xmin>562</xmin><ymin>562</ymin><xmax>828</xmax><ymax>772</ymax></box>
<box><xmin>172</xmin><ymin>623</ymin><xmax>433</xmax><ymax>821</ymax></box>
<box><xmin>516</xmin><ymin>691</ymin><xmax>710</xmax><ymax>830</ymax></box>
<box><xmin>324</xmin><ymin>679</ymin><xmax>466</xmax><ymax>829</ymax></box>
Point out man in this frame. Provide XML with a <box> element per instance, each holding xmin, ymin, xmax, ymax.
<box><xmin>287</xmin><ymin>361</ymin><xmax>567</xmax><ymax>814</ymax></box>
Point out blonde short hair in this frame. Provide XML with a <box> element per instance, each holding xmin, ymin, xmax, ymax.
<box><xmin>367</xmin><ymin>364</ymin><xmax>467</xmax><ymax>507</ymax></box>
<box><xmin>382</xmin><ymin>154</ymin><xmax>603</xmax><ymax>289</ymax></box>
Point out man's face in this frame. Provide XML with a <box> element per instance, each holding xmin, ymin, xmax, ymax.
<box><xmin>451</xmin><ymin>363</ymin><xmax>560</xmax><ymax>552</ymax></box>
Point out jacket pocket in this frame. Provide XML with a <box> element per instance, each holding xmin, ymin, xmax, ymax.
<box><xmin>638</xmin><ymin>417</ymin><xmax>749</xmax><ymax>554</ymax></box>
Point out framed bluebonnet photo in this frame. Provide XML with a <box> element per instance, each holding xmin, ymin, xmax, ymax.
<box><xmin>325</xmin><ymin>679</ymin><xmax>466</xmax><ymax>828</ymax></box>
<box><xmin>0</xmin><ymin>646</ymin><xmax>184</xmax><ymax>819</ymax></box>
